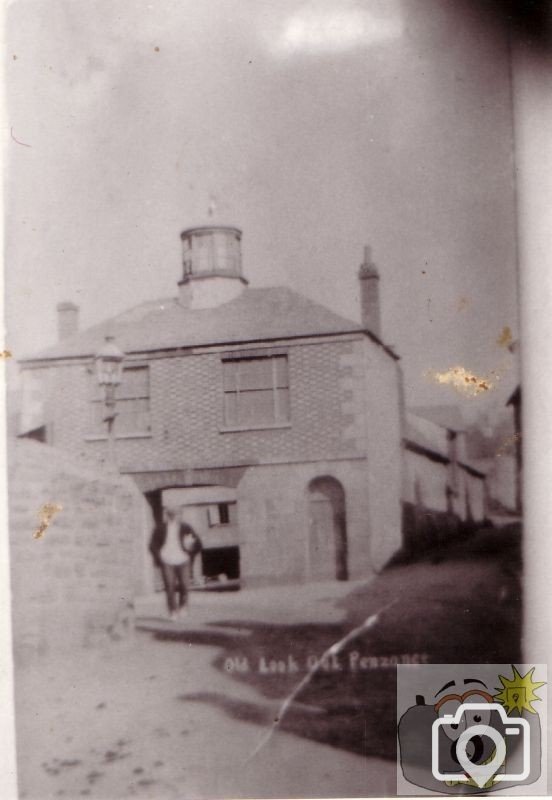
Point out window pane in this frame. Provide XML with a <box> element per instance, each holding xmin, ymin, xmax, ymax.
<box><xmin>195</xmin><ymin>235</ymin><xmax>212</xmax><ymax>271</ymax></box>
<box><xmin>226</xmin><ymin>236</ymin><xmax>239</xmax><ymax>271</ymax></box>
<box><xmin>90</xmin><ymin>376</ymin><xmax>150</xmax><ymax>435</ymax></box>
<box><xmin>221</xmin><ymin>355</ymin><xmax>289</xmax><ymax>428</ymax></box>
<box><xmin>238</xmin><ymin>359</ymin><xmax>272</xmax><ymax>390</ymax></box>
<box><xmin>274</xmin><ymin>355</ymin><xmax>289</xmax><ymax>388</ymax></box>
<box><xmin>224</xmin><ymin>392</ymin><xmax>238</xmax><ymax>426</ymax></box>
<box><xmin>275</xmin><ymin>388</ymin><xmax>290</xmax><ymax>422</ymax></box>
<box><xmin>120</xmin><ymin>367</ymin><xmax>149</xmax><ymax>399</ymax></box>
<box><xmin>117</xmin><ymin>398</ymin><xmax>150</xmax><ymax>433</ymax></box>
<box><xmin>238</xmin><ymin>389</ymin><xmax>274</xmax><ymax>425</ymax></box>
<box><xmin>118</xmin><ymin>411</ymin><xmax>132</xmax><ymax>434</ymax></box>
<box><xmin>222</xmin><ymin>361</ymin><xmax>237</xmax><ymax>391</ymax></box>
<box><xmin>135</xmin><ymin>399</ymin><xmax>151</xmax><ymax>432</ymax></box>
<box><xmin>182</xmin><ymin>238</ymin><xmax>192</xmax><ymax>274</ymax></box>
<box><xmin>117</xmin><ymin>401</ymin><xmax>132</xmax><ymax>434</ymax></box>
<box><xmin>213</xmin><ymin>232</ymin><xmax>232</xmax><ymax>271</ymax></box>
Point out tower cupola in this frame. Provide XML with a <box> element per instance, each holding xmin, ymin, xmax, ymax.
<box><xmin>178</xmin><ymin>225</ymin><xmax>248</xmax><ymax>309</ymax></box>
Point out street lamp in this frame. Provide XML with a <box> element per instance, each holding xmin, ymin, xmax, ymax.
<box><xmin>95</xmin><ymin>335</ymin><xmax>125</xmax><ymax>466</ymax></box>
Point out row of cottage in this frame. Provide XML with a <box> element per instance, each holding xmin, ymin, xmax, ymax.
<box><xmin>16</xmin><ymin>225</ymin><xmax>490</xmax><ymax>591</ymax></box>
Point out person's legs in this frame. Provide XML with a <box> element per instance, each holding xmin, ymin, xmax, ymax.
<box><xmin>160</xmin><ymin>563</ymin><xmax>177</xmax><ymax>614</ymax></box>
<box><xmin>191</xmin><ymin>550</ymin><xmax>204</xmax><ymax>584</ymax></box>
<box><xmin>175</xmin><ymin>562</ymin><xmax>189</xmax><ymax>611</ymax></box>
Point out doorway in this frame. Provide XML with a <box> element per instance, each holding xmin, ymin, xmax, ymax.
<box><xmin>144</xmin><ymin>485</ymin><xmax>240</xmax><ymax>590</ymax></box>
<box><xmin>307</xmin><ymin>476</ymin><xmax>348</xmax><ymax>581</ymax></box>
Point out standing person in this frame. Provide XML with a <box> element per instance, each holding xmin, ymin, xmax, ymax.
<box><xmin>150</xmin><ymin>507</ymin><xmax>194</xmax><ymax>621</ymax></box>
<box><xmin>182</xmin><ymin>528</ymin><xmax>203</xmax><ymax>585</ymax></box>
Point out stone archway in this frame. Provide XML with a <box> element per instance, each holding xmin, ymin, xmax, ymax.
<box><xmin>307</xmin><ymin>476</ymin><xmax>348</xmax><ymax>581</ymax></box>
<box><xmin>146</xmin><ymin>485</ymin><xmax>240</xmax><ymax>590</ymax></box>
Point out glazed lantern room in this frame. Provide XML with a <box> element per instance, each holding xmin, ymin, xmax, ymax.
<box><xmin>180</xmin><ymin>226</ymin><xmax>243</xmax><ymax>282</ymax></box>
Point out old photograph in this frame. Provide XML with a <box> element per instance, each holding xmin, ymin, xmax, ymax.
<box><xmin>3</xmin><ymin>0</ymin><xmax>551</xmax><ymax>798</ymax></box>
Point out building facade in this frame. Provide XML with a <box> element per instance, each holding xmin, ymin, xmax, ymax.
<box><xmin>19</xmin><ymin>226</ymin><xmax>405</xmax><ymax>589</ymax></box>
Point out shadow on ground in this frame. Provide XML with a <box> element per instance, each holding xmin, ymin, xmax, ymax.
<box><xmin>152</xmin><ymin>524</ymin><xmax>522</xmax><ymax>761</ymax></box>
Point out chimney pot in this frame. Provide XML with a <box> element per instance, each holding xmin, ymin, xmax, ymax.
<box><xmin>56</xmin><ymin>301</ymin><xmax>79</xmax><ymax>341</ymax></box>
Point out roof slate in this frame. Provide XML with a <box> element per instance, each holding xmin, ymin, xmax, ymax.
<box><xmin>23</xmin><ymin>286</ymin><xmax>366</xmax><ymax>362</ymax></box>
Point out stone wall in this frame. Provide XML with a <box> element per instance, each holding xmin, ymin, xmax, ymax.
<box><xmin>237</xmin><ymin>458</ymin><xmax>374</xmax><ymax>584</ymax></box>
<box><xmin>402</xmin><ymin>448</ymin><xmax>487</xmax><ymax>556</ymax></box>
<box><xmin>8</xmin><ymin>439</ymin><xmax>151</xmax><ymax>662</ymax></box>
<box><xmin>404</xmin><ymin>450</ymin><xmax>449</xmax><ymax>513</ymax></box>
<box><xmin>458</xmin><ymin>467</ymin><xmax>486</xmax><ymax>522</ymax></box>
<box><xmin>359</xmin><ymin>338</ymin><xmax>404</xmax><ymax>570</ymax></box>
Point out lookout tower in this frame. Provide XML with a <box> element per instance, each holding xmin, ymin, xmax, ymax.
<box><xmin>178</xmin><ymin>225</ymin><xmax>248</xmax><ymax>309</ymax></box>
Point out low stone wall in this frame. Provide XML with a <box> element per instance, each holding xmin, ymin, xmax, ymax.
<box><xmin>8</xmin><ymin>439</ymin><xmax>151</xmax><ymax>662</ymax></box>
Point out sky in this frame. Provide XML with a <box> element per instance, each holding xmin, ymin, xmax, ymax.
<box><xmin>5</xmin><ymin>0</ymin><xmax>520</xmax><ymax>420</ymax></box>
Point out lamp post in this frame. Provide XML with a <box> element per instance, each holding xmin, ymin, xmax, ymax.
<box><xmin>95</xmin><ymin>335</ymin><xmax>125</xmax><ymax>466</ymax></box>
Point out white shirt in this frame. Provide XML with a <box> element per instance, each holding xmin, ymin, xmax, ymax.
<box><xmin>160</xmin><ymin>520</ymin><xmax>189</xmax><ymax>567</ymax></box>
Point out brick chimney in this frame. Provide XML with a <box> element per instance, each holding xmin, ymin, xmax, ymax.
<box><xmin>358</xmin><ymin>245</ymin><xmax>381</xmax><ymax>338</ymax></box>
<box><xmin>56</xmin><ymin>301</ymin><xmax>79</xmax><ymax>341</ymax></box>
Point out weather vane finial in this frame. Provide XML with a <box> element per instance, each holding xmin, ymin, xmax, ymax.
<box><xmin>207</xmin><ymin>193</ymin><xmax>217</xmax><ymax>218</ymax></box>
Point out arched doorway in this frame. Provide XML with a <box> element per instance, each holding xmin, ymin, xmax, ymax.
<box><xmin>307</xmin><ymin>477</ymin><xmax>348</xmax><ymax>581</ymax></box>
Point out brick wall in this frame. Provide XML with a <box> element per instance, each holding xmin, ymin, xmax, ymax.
<box><xmin>8</xmin><ymin>439</ymin><xmax>151</xmax><ymax>663</ymax></box>
<box><xmin>25</xmin><ymin>336</ymin><xmax>372</xmax><ymax>473</ymax></box>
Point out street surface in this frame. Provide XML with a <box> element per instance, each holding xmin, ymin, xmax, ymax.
<box><xmin>14</xmin><ymin>524</ymin><xmax>521</xmax><ymax>799</ymax></box>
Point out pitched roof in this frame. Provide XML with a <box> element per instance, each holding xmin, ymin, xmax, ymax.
<box><xmin>404</xmin><ymin>411</ymin><xmax>450</xmax><ymax>460</ymax></box>
<box><xmin>22</xmin><ymin>286</ymin><xmax>369</xmax><ymax>362</ymax></box>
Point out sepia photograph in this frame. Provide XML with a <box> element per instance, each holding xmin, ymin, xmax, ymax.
<box><xmin>3</xmin><ymin>0</ymin><xmax>552</xmax><ymax>798</ymax></box>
